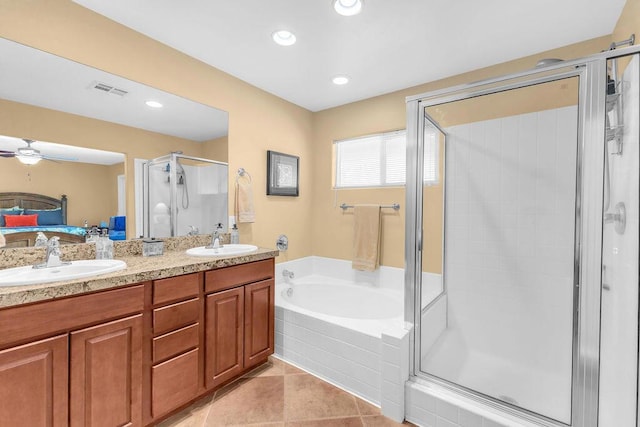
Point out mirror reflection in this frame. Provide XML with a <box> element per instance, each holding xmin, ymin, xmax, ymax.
<box><xmin>0</xmin><ymin>38</ymin><xmax>229</xmax><ymax>247</ymax></box>
<box><xmin>144</xmin><ymin>153</ymin><xmax>228</xmax><ymax>238</ymax></box>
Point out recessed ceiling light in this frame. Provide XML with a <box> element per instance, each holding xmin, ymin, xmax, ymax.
<box><xmin>145</xmin><ymin>100</ymin><xmax>163</xmax><ymax>108</ymax></box>
<box><xmin>332</xmin><ymin>75</ymin><xmax>350</xmax><ymax>85</ymax></box>
<box><xmin>333</xmin><ymin>0</ymin><xmax>363</xmax><ymax>16</ymax></box>
<box><xmin>272</xmin><ymin>30</ymin><xmax>297</xmax><ymax>46</ymax></box>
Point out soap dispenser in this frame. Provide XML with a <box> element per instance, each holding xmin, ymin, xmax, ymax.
<box><xmin>96</xmin><ymin>229</ymin><xmax>114</xmax><ymax>260</ymax></box>
<box><xmin>230</xmin><ymin>224</ymin><xmax>239</xmax><ymax>244</ymax></box>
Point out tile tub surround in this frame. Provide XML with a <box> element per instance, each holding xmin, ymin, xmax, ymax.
<box><xmin>158</xmin><ymin>356</ymin><xmax>415</xmax><ymax>427</ymax></box>
<box><xmin>274</xmin><ymin>257</ymin><xmax>411</xmax><ymax>423</ymax></box>
<box><xmin>0</xmin><ymin>235</ymin><xmax>277</xmax><ymax>307</ymax></box>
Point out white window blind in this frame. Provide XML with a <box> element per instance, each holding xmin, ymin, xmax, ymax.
<box><xmin>334</xmin><ymin>129</ymin><xmax>439</xmax><ymax>188</ymax></box>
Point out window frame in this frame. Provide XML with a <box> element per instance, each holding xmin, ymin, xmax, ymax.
<box><xmin>333</xmin><ymin>129</ymin><xmax>439</xmax><ymax>189</ymax></box>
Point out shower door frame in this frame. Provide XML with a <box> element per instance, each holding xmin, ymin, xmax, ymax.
<box><xmin>405</xmin><ymin>45</ymin><xmax>640</xmax><ymax>427</ymax></box>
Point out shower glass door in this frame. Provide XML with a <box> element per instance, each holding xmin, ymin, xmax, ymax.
<box><xmin>144</xmin><ymin>153</ymin><xmax>229</xmax><ymax>238</ymax></box>
<box><xmin>417</xmin><ymin>76</ymin><xmax>581</xmax><ymax>424</ymax></box>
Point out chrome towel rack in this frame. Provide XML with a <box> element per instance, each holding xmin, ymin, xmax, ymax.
<box><xmin>236</xmin><ymin>167</ymin><xmax>252</xmax><ymax>183</ymax></box>
<box><xmin>339</xmin><ymin>203</ymin><xmax>400</xmax><ymax>211</ymax></box>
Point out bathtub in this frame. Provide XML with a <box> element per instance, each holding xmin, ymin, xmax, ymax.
<box><xmin>274</xmin><ymin>256</ymin><xmax>410</xmax><ymax>421</ymax></box>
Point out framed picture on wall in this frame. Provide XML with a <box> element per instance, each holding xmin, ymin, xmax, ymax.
<box><xmin>267</xmin><ymin>150</ymin><xmax>299</xmax><ymax>196</ymax></box>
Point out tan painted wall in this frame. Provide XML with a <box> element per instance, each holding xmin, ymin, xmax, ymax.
<box><xmin>0</xmin><ymin>153</ymin><xmax>118</xmax><ymax>226</ymax></box>
<box><xmin>613</xmin><ymin>0</ymin><xmax>640</xmax><ymax>46</ymax></box>
<box><xmin>203</xmin><ymin>137</ymin><xmax>229</xmax><ymax>163</ymax></box>
<box><xmin>0</xmin><ymin>0</ymin><xmax>314</xmax><ymax>261</ymax></box>
<box><xmin>311</xmin><ymin>36</ymin><xmax>611</xmax><ymax>269</ymax></box>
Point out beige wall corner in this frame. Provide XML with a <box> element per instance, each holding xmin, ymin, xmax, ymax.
<box><xmin>0</xmin><ymin>1</ymin><xmax>314</xmax><ymax>261</ymax></box>
<box><xmin>613</xmin><ymin>0</ymin><xmax>640</xmax><ymax>42</ymax></box>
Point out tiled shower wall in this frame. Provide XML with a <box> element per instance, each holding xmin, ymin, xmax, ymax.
<box><xmin>413</xmin><ymin>105</ymin><xmax>579</xmax><ymax>425</ymax></box>
<box><xmin>599</xmin><ymin>54</ymin><xmax>639</xmax><ymax>427</ymax></box>
<box><xmin>444</xmin><ymin>106</ymin><xmax>578</xmax><ymax>388</ymax></box>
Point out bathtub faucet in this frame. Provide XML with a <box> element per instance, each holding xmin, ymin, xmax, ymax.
<box><xmin>282</xmin><ymin>269</ymin><xmax>294</xmax><ymax>279</ymax></box>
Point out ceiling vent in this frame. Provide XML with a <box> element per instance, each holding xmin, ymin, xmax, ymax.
<box><xmin>89</xmin><ymin>81</ymin><xmax>128</xmax><ymax>96</ymax></box>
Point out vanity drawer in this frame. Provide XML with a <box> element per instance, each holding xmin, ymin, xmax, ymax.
<box><xmin>153</xmin><ymin>323</ymin><xmax>199</xmax><ymax>364</ymax></box>
<box><xmin>153</xmin><ymin>273</ymin><xmax>200</xmax><ymax>305</ymax></box>
<box><xmin>205</xmin><ymin>259</ymin><xmax>274</xmax><ymax>294</ymax></box>
<box><xmin>153</xmin><ymin>298</ymin><xmax>199</xmax><ymax>336</ymax></box>
<box><xmin>151</xmin><ymin>348</ymin><xmax>199</xmax><ymax>418</ymax></box>
<box><xmin>0</xmin><ymin>285</ymin><xmax>144</xmax><ymax>348</ymax></box>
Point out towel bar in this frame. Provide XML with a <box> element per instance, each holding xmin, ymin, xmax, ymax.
<box><xmin>339</xmin><ymin>203</ymin><xmax>400</xmax><ymax>211</ymax></box>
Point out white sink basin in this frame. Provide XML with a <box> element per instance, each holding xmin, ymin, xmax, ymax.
<box><xmin>0</xmin><ymin>259</ymin><xmax>127</xmax><ymax>287</ymax></box>
<box><xmin>186</xmin><ymin>244</ymin><xmax>258</xmax><ymax>257</ymax></box>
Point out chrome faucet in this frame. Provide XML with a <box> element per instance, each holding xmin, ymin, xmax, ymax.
<box><xmin>33</xmin><ymin>237</ymin><xmax>70</xmax><ymax>269</ymax></box>
<box><xmin>207</xmin><ymin>224</ymin><xmax>224</xmax><ymax>249</ymax></box>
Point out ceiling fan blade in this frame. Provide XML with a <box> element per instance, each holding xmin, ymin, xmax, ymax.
<box><xmin>0</xmin><ymin>150</ymin><xmax>16</xmax><ymax>158</ymax></box>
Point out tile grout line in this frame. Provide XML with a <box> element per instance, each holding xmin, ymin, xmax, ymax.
<box><xmin>353</xmin><ymin>394</ymin><xmax>365</xmax><ymax>426</ymax></box>
<box><xmin>282</xmin><ymin>367</ymin><xmax>288</xmax><ymax>425</ymax></box>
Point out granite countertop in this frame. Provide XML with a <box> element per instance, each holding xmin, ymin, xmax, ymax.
<box><xmin>0</xmin><ymin>235</ymin><xmax>278</xmax><ymax>308</ymax></box>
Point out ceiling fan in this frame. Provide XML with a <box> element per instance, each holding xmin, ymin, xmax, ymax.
<box><xmin>0</xmin><ymin>139</ymin><xmax>77</xmax><ymax>165</ymax></box>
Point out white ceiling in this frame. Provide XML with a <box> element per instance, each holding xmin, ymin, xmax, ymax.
<box><xmin>0</xmin><ymin>135</ymin><xmax>125</xmax><ymax>166</ymax></box>
<box><xmin>0</xmin><ymin>38</ymin><xmax>228</xmax><ymax>143</ymax></box>
<box><xmin>73</xmin><ymin>0</ymin><xmax>627</xmax><ymax>112</ymax></box>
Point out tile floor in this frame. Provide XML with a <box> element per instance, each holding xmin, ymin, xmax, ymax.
<box><xmin>158</xmin><ymin>357</ymin><xmax>414</xmax><ymax>427</ymax></box>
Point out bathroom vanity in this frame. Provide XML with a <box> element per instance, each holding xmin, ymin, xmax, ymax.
<box><xmin>0</xmin><ymin>244</ymin><xmax>276</xmax><ymax>426</ymax></box>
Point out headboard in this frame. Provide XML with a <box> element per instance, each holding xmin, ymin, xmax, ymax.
<box><xmin>0</xmin><ymin>192</ymin><xmax>68</xmax><ymax>225</ymax></box>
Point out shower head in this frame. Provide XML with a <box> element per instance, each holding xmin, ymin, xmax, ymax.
<box><xmin>535</xmin><ymin>58</ymin><xmax>564</xmax><ymax>68</ymax></box>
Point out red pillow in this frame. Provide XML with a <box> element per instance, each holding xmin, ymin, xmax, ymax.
<box><xmin>4</xmin><ymin>214</ymin><xmax>38</xmax><ymax>227</ymax></box>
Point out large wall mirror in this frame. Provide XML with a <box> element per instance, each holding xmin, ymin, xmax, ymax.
<box><xmin>0</xmin><ymin>38</ymin><xmax>229</xmax><ymax>247</ymax></box>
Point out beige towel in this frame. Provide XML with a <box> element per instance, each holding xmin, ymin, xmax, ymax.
<box><xmin>235</xmin><ymin>181</ymin><xmax>255</xmax><ymax>223</ymax></box>
<box><xmin>352</xmin><ymin>205</ymin><xmax>381</xmax><ymax>271</ymax></box>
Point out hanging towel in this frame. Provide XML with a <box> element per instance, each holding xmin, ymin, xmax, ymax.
<box><xmin>352</xmin><ymin>205</ymin><xmax>381</xmax><ymax>271</ymax></box>
<box><xmin>235</xmin><ymin>180</ymin><xmax>255</xmax><ymax>223</ymax></box>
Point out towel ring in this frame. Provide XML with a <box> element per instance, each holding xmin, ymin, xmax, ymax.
<box><xmin>236</xmin><ymin>167</ymin><xmax>252</xmax><ymax>183</ymax></box>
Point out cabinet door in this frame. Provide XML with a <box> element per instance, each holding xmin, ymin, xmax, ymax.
<box><xmin>244</xmin><ymin>279</ymin><xmax>275</xmax><ymax>369</ymax></box>
<box><xmin>70</xmin><ymin>315</ymin><xmax>143</xmax><ymax>427</ymax></box>
<box><xmin>205</xmin><ymin>287</ymin><xmax>244</xmax><ymax>388</ymax></box>
<box><xmin>0</xmin><ymin>335</ymin><xmax>68</xmax><ymax>427</ymax></box>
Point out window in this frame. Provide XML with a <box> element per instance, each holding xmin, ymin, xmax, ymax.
<box><xmin>334</xmin><ymin>129</ymin><xmax>439</xmax><ymax>188</ymax></box>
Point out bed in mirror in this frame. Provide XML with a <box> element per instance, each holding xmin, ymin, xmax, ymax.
<box><xmin>0</xmin><ymin>37</ymin><xmax>229</xmax><ymax>247</ymax></box>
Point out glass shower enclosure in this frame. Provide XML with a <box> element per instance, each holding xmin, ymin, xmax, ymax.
<box><xmin>406</xmin><ymin>47</ymin><xmax>639</xmax><ymax>427</ymax></box>
<box><xmin>143</xmin><ymin>153</ymin><xmax>228</xmax><ymax>238</ymax></box>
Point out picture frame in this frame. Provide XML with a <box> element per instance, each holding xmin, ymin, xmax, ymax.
<box><xmin>267</xmin><ymin>150</ymin><xmax>299</xmax><ymax>196</ymax></box>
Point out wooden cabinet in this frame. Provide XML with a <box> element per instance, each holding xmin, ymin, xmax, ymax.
<box><xmin>204</xmin><ymin>259</ymin><xmax>275</xmax><ymax>388</ymax></box>
<box><xmin>244</xmin><ymin>279</ymin><xmax>275</xmax><ymax>369</ymax></box>
<box><xmin>0</xmin><ymin>257</ymin><xmax>275</xmax><ymax>426</ymax></box>
<box><xmin>70</xmin><ymin>315</ymin><xmax>143</xmax><ymax>427</ymax></box>
<box><xmin>0</xmin><ymin>334</ymin><xmax>68</xmax><ymax>427</ymax></box>
<box><xmin>0</xmin><ymin>285</ymin><xmax>144</xmax><ymax>427</ymax></box>
<box><xmin>205</xmin><ymin>287</ymin><xmax>244</xmax><ymax>388</ymax></box>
